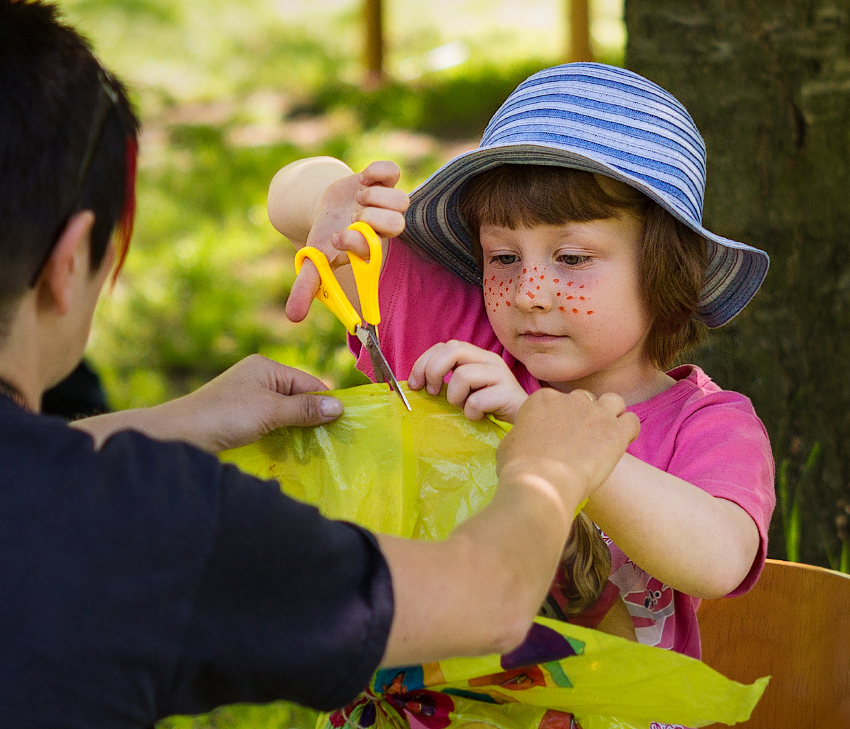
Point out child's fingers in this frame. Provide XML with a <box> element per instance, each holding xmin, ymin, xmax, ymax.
<box><xmin>356</xmin><ymin>184</ymin><xmax>410</xmax><ymax>214</ymax></box>
<box><xmin>285</xmin><ymin>263</ymin><xmax>321</xmax><ymax>323</ymax></box>
<box><xmin>356</xmin><ymin>207</ymin><xmax>407</xmax><ymax>240</ymax></box>
<box><xmin>411</xmin><ymin>341</ymin><xmax>491</xmax><ymax>395</ymax></box>
<box><xmin>333</xmin><ymin>229</ymin><xmax>372</xmax><ymax>258</ymax></box>
<box><xmin>359</xmin><ymin>160</ymin><xmax>401</xmax><ymax>188</ymax></box>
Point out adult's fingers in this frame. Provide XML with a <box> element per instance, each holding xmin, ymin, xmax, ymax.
<box><xmin>266</xmin><ymin>392</ymin><xmax>343</xmax><ymax>429</ymax></box>
<box><xmin>595</xmin><ymin>392</ymin><xmax>640</xmax><ymax>444</ymax></box>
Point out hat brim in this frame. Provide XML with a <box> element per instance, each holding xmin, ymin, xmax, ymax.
<box><xmin>400</xmin><ymin>143</ymin><xmax>769</xmax><ymax>328</ymax></box>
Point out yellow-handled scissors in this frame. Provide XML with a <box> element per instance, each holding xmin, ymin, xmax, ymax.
<box><xmin>294</xmin><ymin>221</ymin><xmax>411</xmax><ymax>411</ymax></box>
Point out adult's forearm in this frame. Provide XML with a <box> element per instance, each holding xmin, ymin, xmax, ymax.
<box><xmin>377</xmin><ymin>463</ymin><xmax>576</xmax><ymax>667</ymax></box>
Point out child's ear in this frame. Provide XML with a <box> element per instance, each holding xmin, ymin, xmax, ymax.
<box><xmin>37</xmin><ymin>210</ymin><xmax>95</xmax><ymax>315</ymax></box>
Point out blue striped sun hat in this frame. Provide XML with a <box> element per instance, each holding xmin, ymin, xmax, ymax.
<box><xmin>400</xmin><ymin>62</ymin><xmax>769</xmax><ymax>328</ymax></box>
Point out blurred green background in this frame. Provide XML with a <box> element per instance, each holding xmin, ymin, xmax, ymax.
<box><xmin>60</xmin><ymin>0</ymin><xmax>625</xmax><ymax>408</ymax></box>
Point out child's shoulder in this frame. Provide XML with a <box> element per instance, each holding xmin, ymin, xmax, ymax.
<box><xmin>634</xmin><ymin>364</ymin><xmax>759</xmax><ymax>422</ymax></box>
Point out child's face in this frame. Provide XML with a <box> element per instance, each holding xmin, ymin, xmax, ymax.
<box><xmin>480</xmin><ymin>214</ymin><xmax>657</xmax><ymax>397</ymax></box>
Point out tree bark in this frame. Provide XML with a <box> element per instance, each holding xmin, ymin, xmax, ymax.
<box><xmin>626</xmin><ymin>0</ymin><xmax>850</xmax><ymax>567</ymax></box>
<box><xmin>567</xmin><ymin>0</ymin><xmax>594</xmax><ymax>62</ymax></box>
<box><xmin>363</xmin><ymin>0</ymin><xmax>384</xmax><ymax>89</ymax></box>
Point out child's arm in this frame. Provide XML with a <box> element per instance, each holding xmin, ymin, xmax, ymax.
<box><xmin>585</xmin><ymin>455</ymin><xmax>762</xmax><ymax>599</ymax></box>
<box><xmin>268</xmin><ymin>158</ymin><xmax>408</xmax><ymax>323</ymax></box>
<box><xmin>409</xmin><ymin>340</ymin><xmax>529</xmax><ymax>423</ymax></box>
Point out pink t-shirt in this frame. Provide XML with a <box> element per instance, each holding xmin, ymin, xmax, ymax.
<box><xmin>351</xmin><ymin>239</ymin><xmax>776</xmax><ymax>660</ymax></box>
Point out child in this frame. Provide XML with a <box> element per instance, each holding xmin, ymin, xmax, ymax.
<box><xmin>270</xmin><ymin>63</ymin><xmax>776</xmax><ymax>659</ymax></box>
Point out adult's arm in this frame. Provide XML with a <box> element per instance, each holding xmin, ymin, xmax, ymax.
<box><xmin>376</xmin><ymin>388</ymin><xmax>639</xmax><ymax>667</ymax></box>
<box><xmin>72</xmin><ymin>355</ymin><xmax>343</xmax><ymax>453</ymax></box>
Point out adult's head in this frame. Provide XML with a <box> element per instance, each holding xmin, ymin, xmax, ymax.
<box><xmin>0</xmin><ymin>0</ymin><xmax>140</xmax><ymax>342</ymax></box>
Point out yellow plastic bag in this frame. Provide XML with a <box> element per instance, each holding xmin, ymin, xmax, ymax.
<box><xmin>222</xmin><ymin>382</ymin><xmax>506</xmax><ymax>540</ymax></box>
<box><xmin>221</xmin><ymin>383</ymin><xmax>768</xmax><ymax>729</ymax></box>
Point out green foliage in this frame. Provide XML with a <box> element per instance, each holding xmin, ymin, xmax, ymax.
<box><xmin>61</xmin><ymin>0</ymin><xmax>600</xmax><ymax>410</ymax></box>
<box><xmin>777</xmin><ymin>442</ymin><xmax>821</xmax><ymax>564</ymax></box>
<box><xmin>304</xmin><ymin>60</ymin><xmax>550</xmax><ymax>139</ymax></box>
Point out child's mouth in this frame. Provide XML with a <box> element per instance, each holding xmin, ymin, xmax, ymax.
<box><xmin>520</xmin><ymin>332</ymin><xmax>564</xmax><ymax>343</ymax></box>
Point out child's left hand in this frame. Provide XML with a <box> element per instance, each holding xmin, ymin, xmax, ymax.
<box><xmin>408</xmin><ymin>341</ymin><xmax>528</xmax><ymax>423</ymax></box>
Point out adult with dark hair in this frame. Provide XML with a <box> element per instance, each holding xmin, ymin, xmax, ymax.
<box><xmin>0</xmin><ymin>2</ymin><xmax>639</xmax><ymax>727</ymax></box>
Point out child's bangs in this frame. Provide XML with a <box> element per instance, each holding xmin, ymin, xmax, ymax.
<box><xmin>458</xmin><ymin>164</ymin><xmax>648</xmax><ymax>231</ymax></box>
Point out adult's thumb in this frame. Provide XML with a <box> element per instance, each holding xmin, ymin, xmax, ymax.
<box><xmin>275</xmin><ymin>392</ymin><xmax>343</xmax><ymax>428</ymax></box>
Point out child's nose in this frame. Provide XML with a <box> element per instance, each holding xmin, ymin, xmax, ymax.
<box><xmin>515</xmin><ymin>269</ymin><xmax>555</xmax><ymax>311</ymax></box>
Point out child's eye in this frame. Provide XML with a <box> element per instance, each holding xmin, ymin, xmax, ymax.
<box><xmin>557</xmin><ymin>253</ymin><xmax>590</xmax><ymax>266</ymax></box>
<box><xmin>489</xmin><ymin>254</ymin><xmax>519</xmax><ymax>266</ymax></box>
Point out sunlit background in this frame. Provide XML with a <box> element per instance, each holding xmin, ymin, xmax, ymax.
<box><xmin>59</xmin><ymin>0</ymin><xmax>626</xmax><ymax>410</ymax></box>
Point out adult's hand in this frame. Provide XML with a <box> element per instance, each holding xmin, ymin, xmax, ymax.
<box><xmin>73</xmin><ymin>355</ymin><xmax>343</xmax><ymax>453</ymax></box>
<box><xmin>497</xmin><ymin>388</ymin><xmax>640</xmax><ymax>512</ymax></box>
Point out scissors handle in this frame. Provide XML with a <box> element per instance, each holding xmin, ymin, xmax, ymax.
<box><xmin>346</xmin><ymin>221</ymin><xmax>382</xmax><ymax>326</ymax></box>
<box><xmin>294</xmin><ymin>247</ymin><xmax>362</xmax><ymax>334</ymax></box>
<box><xmin>292</xmin><ymin>222</ymin><xmax>383</xmax><ymax>334</ymax></box>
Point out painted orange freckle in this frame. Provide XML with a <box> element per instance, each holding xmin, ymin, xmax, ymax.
<box><xmin>572</xmin><ymin>308</ymin><xmax>578</xmax><ymax>313</ymax></box>
<box><xmin>556</xmin><ymin>292</ymin><xmax>561</xmax><ymax>296</ymax></box>
<box><xmin>567</xmin><ymin>281</ymin><xmax>573</xmax><ymax>287</ymax></box>
<box><xmin>523</xmin><ymin>268</ymin><xmax>527</xmax><ymax>274</ymax></box>
<box><xmin>506</xmin><ymin>302</ymin><xmax>511</xmax><ymax>307</ymax></box>
<box><xmin>539</xmin><ymin>275</ymin><xmax>545</xmax><ymax>280</ymax></box>
<box><xmin>527</xmin><ymin>292</ymin><xmax>535</xmax><ymax>299</ymax></box>
<box><xmin>509</xmin><ymin>279</ymin><xmax>513</xmax><ymax>284</ymax></box>
<box><xmin>566</xmin><ymin>296</ymin><xmax>574</xmax><ymax>300</ymax></box>
<box><xmin>536</xmin><ymin>286</ymin><xmax>540</xmax><ymax>290</ymax></box>
<box><xmin>559</xmin><ymin>306</ymin><xmax>565</xmax><ymax>311</ymax></box>
<box><xmin>534</xmin><ymin>266</ymin><xmax>538</xmax><ymax>270</ymax></box>
<box><xmin>587</xmin><ymin>310</ymin><xmax>593</xmax><ymax>314</ymax></box>
<box><xmin>579</xmin><ymin>296</ymin><xmax>585</xmax><ymax>301</ymax></box>
<box><xmin>579</xmin><ymin>285</ymin><xmax>585</xmax><ymax>289</ymax></box>
<box><xmin>553</xmin><ymin>278</ymin><xmax>559</xmax><ymax>283</ymax></box>
<box><xmin>491</xmin><ymin>275</ymin><xmax>495</xmax><ymax>281</ymax></box>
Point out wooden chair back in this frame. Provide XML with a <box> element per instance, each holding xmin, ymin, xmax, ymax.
<box><xmin>699</xmin><ymin>559</ymin><xmax>850</xmax><ymax>727</ymax></box>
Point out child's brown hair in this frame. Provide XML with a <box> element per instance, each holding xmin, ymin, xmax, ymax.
<box><xmin>457</xmin><ymin>164</ymin><xmax>707</xmax><ymax>370</ymax></box>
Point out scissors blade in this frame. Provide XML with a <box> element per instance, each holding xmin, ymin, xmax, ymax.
<box><xmin>357</xmin><ymin>326</ymin><xmax>411</xmax><ymax>411</ymax></box>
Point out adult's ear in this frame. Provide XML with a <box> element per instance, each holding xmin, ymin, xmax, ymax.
<box><xmin>37</xmin><ymin>211</ymin><xmax>96</xmax><ymax>315</ymax></box>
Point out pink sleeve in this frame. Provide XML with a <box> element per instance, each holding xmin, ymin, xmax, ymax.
<box><xmin>349</xmin><ymin>238</ymin><xmax>505</xmax><ymax>381</ymax></box>
<box><xmin>666</xmin><ymin>396</ymin><xmax>776</xmax><ymax>597</ymax></box>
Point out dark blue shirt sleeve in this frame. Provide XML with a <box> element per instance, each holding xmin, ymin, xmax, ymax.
<box><xmin>160</xmin><ymin>462</ymin><xmax>394</xmax><ymax>716</ymax></box>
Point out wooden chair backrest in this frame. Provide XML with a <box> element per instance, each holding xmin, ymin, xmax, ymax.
<box><xmin>699</xmin><ymin>559</ymin><xmax>850</xmax><ymax>727</ymax></box>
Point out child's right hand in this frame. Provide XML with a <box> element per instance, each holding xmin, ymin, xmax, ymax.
<box><xmin>270</xmin><ymin>159</ymin><xmax>409</xmax><ymax>323</ymax></box>
<box><xmin>408</xmin><ymin>341</ymin><xmax>528</xmax><ymax>423</ymax></box>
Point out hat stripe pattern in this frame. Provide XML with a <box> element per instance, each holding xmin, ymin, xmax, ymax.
<box><xmin>401</xmin><ymin>63</ymin><xmax>769</xmax><ymax>328</ymax></box>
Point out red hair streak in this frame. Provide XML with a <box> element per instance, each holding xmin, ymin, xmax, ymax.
<box><xmin>110</xmin><ymin>136</ymin><xmax>138</xmax><ymax>286</ymax></box>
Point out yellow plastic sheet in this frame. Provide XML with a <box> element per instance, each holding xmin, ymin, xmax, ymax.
<box><xmin>221</xmin><ymin>383</ymin><xmax>768</xmax><ymax>729</ymax></box>
<box><xmin>222</xmin><ymin>383</ymin><xmax>506</xmax><ymax>540</ymax></box>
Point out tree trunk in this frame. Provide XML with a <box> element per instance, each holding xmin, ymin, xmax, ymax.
<box><xmin>626</xmin><ymin>0</ymin><xmax>850</xmax><ymax>568</ymax></box>
<box><xmin>567</xmin><ymin>0</ymin><xmax>594</xmax><ymax>62</ymax></box>
<box><xmin>363</xmin><ymin>0</ymin><xmax>384</xmax><ymax>89</ymax></box>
